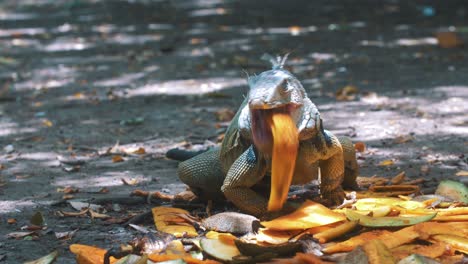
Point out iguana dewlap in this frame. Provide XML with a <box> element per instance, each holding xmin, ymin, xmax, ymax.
<box><xmin>178</xmin><ymin>55</ymin><xmax>359</xmax><ymax>217</ymax></box>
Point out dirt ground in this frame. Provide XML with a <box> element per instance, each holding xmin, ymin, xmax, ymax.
<box><xmin>0</xmin><ymin>0</ymin><xmax>467</xmax><ymax>262</ymax></box>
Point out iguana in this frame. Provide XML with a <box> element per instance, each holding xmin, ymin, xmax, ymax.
<box><xmin>175</xmin><ymin>54</ymin><xmax>359</xmax><ymax>217</ymax></box>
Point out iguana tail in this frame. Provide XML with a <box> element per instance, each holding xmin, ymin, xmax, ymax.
<box><xmin>165</xmin><ymin>148</ymin><xmax>209</xmax><ymax>161</ymax></box>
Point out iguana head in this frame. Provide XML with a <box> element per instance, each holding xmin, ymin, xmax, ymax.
<box><xmin>247</xmin><ymin>54</ymin><xmax>306</xmax><ymax>156</ymax></box>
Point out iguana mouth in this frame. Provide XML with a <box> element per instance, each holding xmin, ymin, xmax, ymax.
<box><xmin>250</xmin><ymin>104</ymin><xmax>297</xmax><ymax>155</ymax></box>
<box><xmin>250</xmin><ymin>104</ymin><xmax>299</xmax><ymax>211</ymax></box>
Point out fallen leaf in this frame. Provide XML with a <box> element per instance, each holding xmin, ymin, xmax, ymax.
<box><xmin>112</xmin><ymin>155</ymin><xmax>124</xmax><ymax>163</ymax></box>
<box><xmin>323</xmin><ymin>230</ymin><xmax>391</xmax><ymax>253</ymax></box>
<box><xmin>55</xmin><ymin>229</ymin><xmax>78</xmax><ymax>240</ymax></box>
<box><xmin>7</xmin><ymin>231</ymin><xmax>35</xmax><ymax>239</ymax></box>
<box><xmin>456</xmin><ymin>170</ymin><xmax>468</xmax><ymax>177</ymax></box>
<box><xmin>345</xmin><ymin>209</ymin><xmax>436</xmax><ymax>227</ymax></box>
<box><xmin>215</xmin><ymin>108</ymin><xmax>235</xmax><ymax>122</ymax></box>
<box><xmin>354</xmin><ymin>142</ymin><xmax>366</xmax><ymax>152</ymax></box>
<box><xmin>7</xmin><ymin>218</ymin><xmax>17</xmax><ymax>224</ymax></box>
<box><xmin>121</xmin><ymin>178</ymin><xmax>138</xmax><ymax>186</ymax></box>
<box><xmin>42</xmin><ymin>119</ymin><xmax>53</xmax><ymax>127</ymax></box>
<box><xmin>70</xmin><ymin>244</ymin><xmax>119</xmax><ymax>264</ymax></box>
<box><xmin>152</xmin><ymin>207</ymin><xmax>198</xmax><ymax>238</ymax></box>
<box><xmin>69</xmin><ymin>201</ymin><xmax>102</xmax><ymax>212</ymax></box>
<box><xmin>24</xmin><ymin>250</ymin><xmax>58</xmax><ymax>264</ymax></box>
<box><xmin>436</xmin><ymin>31</ymin><xmax>463</xmax><ymax>48</ymax></box>
<box><xmin>261</xmin><ymin>200</ymin><xmax>346</xmax><ymax>231</ymax></box>
<box><xmin>378</xmin><ymin>160</ymin><xmax>394</xmax><ymax>166</ymax></box>
<box><xmin>430</xmin><ymin>234</ymin><xmax>468</xmax><ymax>254</ymax></box>
<box><xmin>394</xmin><ymin>135</ymin><xmax>414</xmax><ymax>144</ymax></box>
<box><xmin>390</xmin><ymin>171</ymin><xmax>406</xmax><ymax>185</ymax></box>
<box><xmin>362</xmin><ymin>239</ymin><xmax>396</xmax><ymax>264</ymax></box>
<box><xmin>391</xmin><ymin>243</ymin><xmax>447</xmax><ymax>260</ymax></box>
<box><xmin>336</xmin><ymin>85</ymin><xmax>359</xmax><ymax>101</ymax></box>
<box><xmin>313</xmin><ymin>221</ymin><xmax>358</xmax><ymax>243</ymax></box>
<box><xmin>30</xmin><ymin>211</ymin><xmax>45</xmax><ymax>226</ymax></box>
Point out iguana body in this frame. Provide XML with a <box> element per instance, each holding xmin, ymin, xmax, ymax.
<box><xmin>178</xmin><ymin>55</ymin><xmax>358</xmax><ymax>217</ymax></box>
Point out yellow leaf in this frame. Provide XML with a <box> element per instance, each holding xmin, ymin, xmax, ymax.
<box><xmin>362</xmin><ymin>239</ymin><xmax>396</xmax><ymax>264</ymax></box>
<box><xmin>261</xmin><ymin>200</ymin><xmax>346</xmax><ymax>231</ymax></box>
<box><xmin>70</xmin><ymin>244</ymin><xmax>119</xmax><ymax>264</ymax></box>
<box><xmin>42</xmin><ymin>119</ymin><xmax>53</xmax><ymax>127</ymax></box>
<box><xmin>313</xmin><ymin>221</ymin><xmax>358</xmax><ymax>243</ymax></box>
<box><xmin>152</xmin><ymin>207</ymin><xmax>197</xmax><ymax>238</ymax></box>
<box><xmin>255</xmin><ymin>229</ymin><xmax>301</xmax><ymax>245</ymax></box>
<box><xmin>391</xmin><ymin>243</ymin><xmax>447</xmax><ymax>260</ymax></box>
<box><xmin>456</xmin><ymin>170</ymin><xmax>468</xmax><ymax>177</ymax></box>
<box><xmin>431</xmin><ymin>234</ymin><xmax>468</xmax><ymax>254</ymax></box>
<box><xmin>323</xmin><ymin>230</ymin><xmax>391</xmax><ymax>253</ymax></box>
<box><xmin>378</xmin><ymin>159</ymin><xmax>394</xmax><ymax>166</ymax></box>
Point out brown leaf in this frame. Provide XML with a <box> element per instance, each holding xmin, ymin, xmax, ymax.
<box><xmin>436</xmin><ymin>31</ymin><xmax>463</xmax><ymax>48</ymax></box>
<box><xmin>112</xmin><ymin>155</ymin><xmax>124</xmax><ymax>163</ymax></box>
<box><xmin>354</xmin><ymin>142</ymin><xmax>366</xmax><ymax>152</ymax></box>
<box><xmin>390</xmin><ymin>171</ymin><xmax>406</xmax><ymax>185</ymax></box>
<box><xmin>215</xmin><ymin>108</ymin><xmax>235</xmax><ymax>122</ymax></box>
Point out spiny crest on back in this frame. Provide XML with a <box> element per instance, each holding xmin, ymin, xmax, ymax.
<box><xmin>261</xmin><ymin>53</ymin><xmax>290</xmax><ymax>70</ymax></box>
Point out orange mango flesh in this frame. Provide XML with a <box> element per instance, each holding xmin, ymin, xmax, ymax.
<box><xmin>267</xmin><ymin>112</ymin><xmax>299</xmax><ymax>211</ymax></box>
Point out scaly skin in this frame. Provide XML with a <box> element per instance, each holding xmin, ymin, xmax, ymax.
<box><xmin>178</xmin><ymin>55</ymin><xmax>358</xmax><ymax>217</ymax></box>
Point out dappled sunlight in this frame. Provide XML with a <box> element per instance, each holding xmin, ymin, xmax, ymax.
<box><xmin>0</xmin><ymin>200</ymin><xmax>36</xmax><ymax>214</ymax></box>
<box><xmin>394</xmin><ymin>37</ymin><xmax>437</xmax><ymax>46</ymax></box>
<box><xmin>53</xmin><ymin>171</ymin><xmax>150</xmax><ymax>188</ymax></box>
<box><xmin>42</xmin><ymin>37</ymin><xmax>93</xmax><ymax>52</ymax></box>
<box><xmin>94</xmin><ymin>72</ymin><xmax>146</xmax><ymax>87</ymax></box>
<box><xmin>0</xmin><ymin>122</ymin><xmax>38</xmax><ymax>137</ymax></box>
<box><xmin>14</xmin><ymin>65</ymin><xmax>77</xmax><ymax>91</ymax></box>
<box><xmin>128</xmin><ymin>77</ymin><xmax>245</xmax><ymax>96</ymax></box>
<box><xmin>103</xmin><ymin>33</ymin><xmax>163</xmax><ymax>45</ymax></box>
<box><xmin>360</xmin><ymin>37</ymin><xmax>438</xmax><ymax>47</ymax></box>
<box><xmin>0</xmin><ymin>27</ymin><xmax>46</xmax><ymax>38</ymax></box>
<box><xmin>18</xmin><ymin>152</ymin><xmax>57</xmax><ymax>161</ymax></box>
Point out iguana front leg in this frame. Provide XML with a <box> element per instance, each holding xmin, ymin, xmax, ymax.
<box><xmin>221</xmin><ymin>146</ymin><xmax>269</xmax><ymax>216</ymax></box>
<box><xmin>319</xmin><ymin>147</ymin><xmax>346</xmax><ymax>206</ymax></box>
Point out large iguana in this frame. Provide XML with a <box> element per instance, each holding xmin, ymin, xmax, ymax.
<box><xmin>176</xmin><ymin>55</ymin><xmax>358</xmax><ymax>217</ymax></box>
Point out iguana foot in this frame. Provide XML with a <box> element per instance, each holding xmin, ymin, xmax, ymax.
<box><xmin>321</xmin><ymin>187</ymin><xmax>346</xmax><ymax>207</ymax></box>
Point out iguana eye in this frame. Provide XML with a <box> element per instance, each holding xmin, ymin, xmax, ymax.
<box><xmin>279</xmin><ymin>79</ymin><xmax>291</xmax><ymax>93</ymax></box>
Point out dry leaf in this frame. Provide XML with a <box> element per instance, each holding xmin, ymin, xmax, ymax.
<box><xmin>436</xmin><ymin>31</ymin><xmax>463</xmax><ymax>48</ymax></box>
<box><xmin>112</xmin><ymin>155</ymin><xmax>124</xmax><ymax>163</ymax></box>
<box><xmin>261</xmin><ymin>200</ymin><xmax>346</xmax><ymax>231</ymax></box>
<box><xmin>323</xmin><ymin>230</ymin><xmax>391</xmax><ymax>253</ymax></box>
<box><xmin>393</xmin><ymin>135</ymin><xmax>414</xmax><ymax>144</ymax></box>
<box><xmin>391</xmin><ymin>243</ymin><xmax>447</xmax><ymax>260</ymax></box>
<box><xmin>55</xmin><ymin>229</ymin><xmax>78</xmax><ymax>240</ymax></box>
<box><xmin>390</xmin><ymin>171</ymin><xmax>406</xmax><ymax>185</ymax></box>
<box><xmin>354</xmin><ymin>142</ymin><xmax>366</xmax><ymax>152</ymax></box>
<box><xmin>7</xmin><ymin>231</ymin><xmax>35</xmax><ymax>239</ymax></box>
<box><xmin>121</xmin><ymin>178</ymin><xmax>138</xmax><ymax>186</ymax></box>
<box><xmin>24</xmin><ymin>250</ymin><xmax>58</xmax><ymax>264</ymax></box>
<box><xmin>152</xmin><ymin>206</ymin><xmax>198</xmax><ymax>238</ymax></box>
<box><xmin>70</xmin><ymin>244</ymin><xmax>119</xmax><ymax>264</ymax></box>
<box><xmin>7</xmin><ymin>218</ymin><xmax>17</xmax><ymax>224</ymax></box>
<box><xmin>215</xmin><ymin>108</ymin><xmax>235</xmax><ymax>122</ymax></box>
<box><xmin>42</xmin><ymin>119</ymin><xmax>53</xmax><ymax>127</ymax></box>
<box><xmin>378</xmin><ymin>160</ymin><xmax>394</xmax><ymax>166</ymax></box>
<box><xmin>336</xmin><ymin>85</ymin><xmax>359</xmax><ymax>101</ymax></box>
<box><xmin>456</xmin><ymin>170</ymin><xmax>468</xmax><ymax>177</ymax></box>
<box><xmin>313</xmin><ymin>221</ymin><xmax>358</xmax><ymax>243</ymax></box>
<box><xmin>362</xmin><ymin>239</ymin><xmax>396</xmax><ymax>264</ymax></box>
